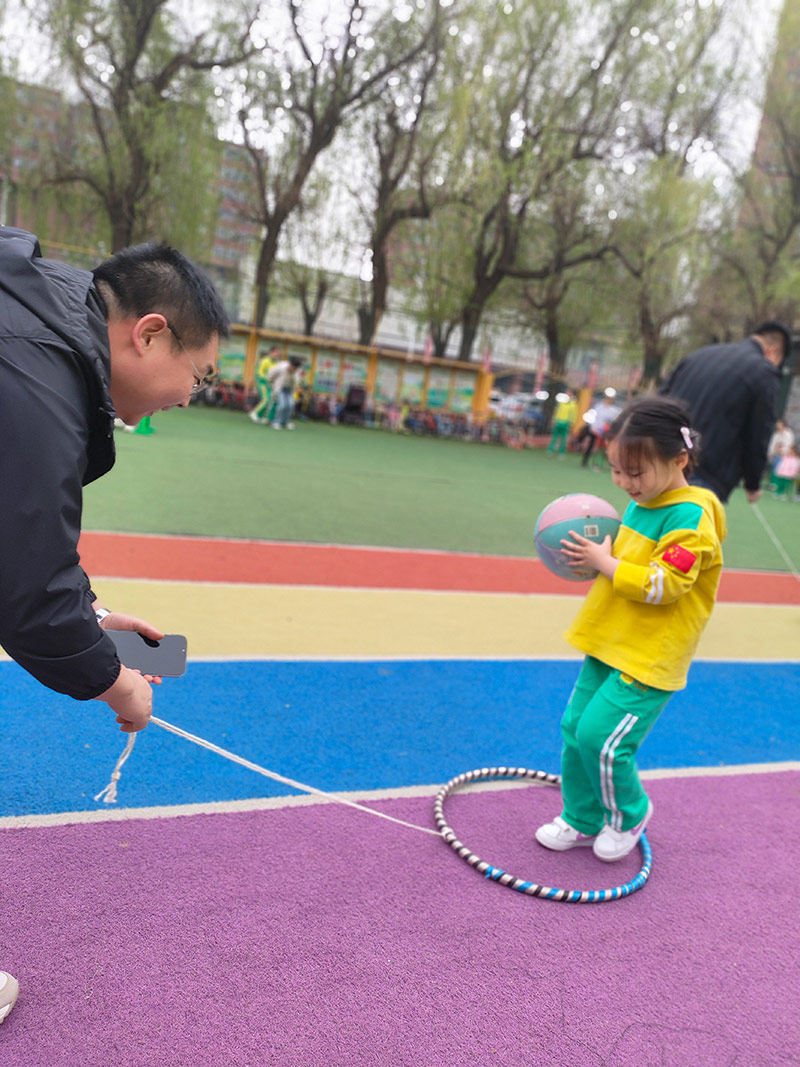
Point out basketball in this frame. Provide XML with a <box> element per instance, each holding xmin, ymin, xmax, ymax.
<box><xmin>534</xmin><ymin>493</ymin><xmax>621</xmax><ymax>581</ymax></box>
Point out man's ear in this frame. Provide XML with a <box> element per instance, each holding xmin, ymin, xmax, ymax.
<box><xmin>131</xmin><ymin>313</ymin><xmax>168</xmax><ymax>354</ymax></box>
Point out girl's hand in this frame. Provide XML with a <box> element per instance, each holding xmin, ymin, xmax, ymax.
<box><xmin>560</xmin><ymin>532</ymin><xmax>619</xmax><ymax>580</ymax></box>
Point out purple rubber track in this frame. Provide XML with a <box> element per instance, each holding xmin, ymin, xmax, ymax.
<box><xmin>1</xmin><ymin>770</ymin><xmax>798</xmax><ymax>1065</ymax></box>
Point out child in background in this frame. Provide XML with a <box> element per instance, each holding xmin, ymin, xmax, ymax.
<box><xmin>536</xmin><ymin>396</ymin><xmax>726</xmax><ymax>862</ymax></box>
<box><xmin>766</xmin><ymin>420</ymin><xmax>794</xmax><ymax>489</ymax></box>
<box><xmin>773</xmin><ymin>445</ymin><xmax>800</xmax><ymax>499</ymax></box>
<box><xmin>250</xmin><ymin>345</ymin><xmax>281</xmax><ymax>424</ymax></box>
<box><xmin>547</xmin><ymin>390</ymin><xmax>578</xmax><ymax>456</ymax></box>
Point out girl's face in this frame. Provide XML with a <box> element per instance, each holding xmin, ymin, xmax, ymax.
<box><xmin>607</xmin><ymin>440</ymin><xmax>689</xmax><ymax>504</ymax></box>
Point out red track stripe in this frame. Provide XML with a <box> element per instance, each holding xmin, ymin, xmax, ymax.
<box><xmin>78</xmin><ymin>531</ymin><xmax>800</xmax><ymax>604</ymax></box>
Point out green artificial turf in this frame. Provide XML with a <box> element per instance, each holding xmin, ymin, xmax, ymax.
<box><xmin>82</xmin><ymin>405</ymin><xmax>800</xmax><ymax>572</ymax></box>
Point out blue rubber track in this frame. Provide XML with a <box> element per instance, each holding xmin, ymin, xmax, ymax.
<box><xmin>1</xmin><ymin>659</ymin><xmax>798</xmax><ymax>816</ymax></box>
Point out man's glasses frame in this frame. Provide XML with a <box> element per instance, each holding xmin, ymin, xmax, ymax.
<box><xmin>166</xmin><ymin>321</ymin><xmax>217</xmax><ymax>393</ymax></box>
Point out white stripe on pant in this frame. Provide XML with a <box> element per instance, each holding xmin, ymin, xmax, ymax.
<box><xmin>599</xmin><ymin>713</ymin><xmax>639</xmax><ymax>831</ymax></box>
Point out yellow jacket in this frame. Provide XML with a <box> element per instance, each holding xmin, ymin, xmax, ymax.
<box><xmin>257</xmin><ymin>355</ymin><xmax>275</xmax><ymax>380</ymax></box>
<box><xmin>554</xmin><ymin>398</ymin><xmax>577</xmax><ymax>424</ymax></box>
<box><xmin>564</xmin><ymin>486</ymin><xmax>727</xmax><ymax>690</ymax></box>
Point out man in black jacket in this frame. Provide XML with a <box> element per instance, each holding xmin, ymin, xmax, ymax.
<box><xmin>0</xmin><ymin>229</ymin><xmax>228</xmax><ymax>1024</ymax></box>
<box><xmin>659</xmin><ymin>321</ymin><xmax>791</xmax><ymax>503</ymax></box>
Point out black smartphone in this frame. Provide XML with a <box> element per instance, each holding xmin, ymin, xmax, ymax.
<box><xmin>107</xmin><ymin>630</ymin><xmax>188</xmax><ymax>677</ymax></box>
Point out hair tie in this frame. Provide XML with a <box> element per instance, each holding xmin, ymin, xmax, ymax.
<box><xmin>680</xmin><ymin>426</ymin><xmax>693</xmax><ymax>450</ymax></box>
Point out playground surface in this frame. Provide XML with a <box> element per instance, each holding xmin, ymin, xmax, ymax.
<box><xmin>1</xmin><ymin>408</ymin><xmax>799</xmax><ymax>1066</ymax></box>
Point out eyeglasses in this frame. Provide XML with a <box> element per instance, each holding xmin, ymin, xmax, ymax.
<box><xmin>166</xmin><ymin>321</ymin><xmax>217</xmax><ymax>393</ymax></box>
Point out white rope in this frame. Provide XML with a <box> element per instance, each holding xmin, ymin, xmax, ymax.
<box><xmin>95</xmin><ymin>715</ymin><xmax>441</xmax><ymax>837</ymax></box>
<box><xmin>93</xmin><ymin>732</ymin><xmax>137</xmax><ymax>804</ymax></box>
<box><xmin>752</xmin><ymin>502</ymin><xmax>800</xmax><ymax>582</ymax></box>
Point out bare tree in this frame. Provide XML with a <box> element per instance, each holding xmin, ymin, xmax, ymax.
<box><xmin>442</xmin><ymin>0</ymin><xmax>665</xmax><ymax>361</ymax></box>
<box><xmin>505</xmin><ymin>175</ymin><xmax>614</xmax><ymax>388</ymax></box>
<box><xmin>693</xmin><ymin>1</ymin><xmax>800</xmax><ymax>341</ymax></box>
<box><xmin>416</xmin><ymin>0</ymin><xmax>741</xmax><ymax>363</ymax></box>
<box><xmin>390</xmin><ymin>202</ymin><xmax>475</xmax><ymax>359</ymax></box>
<box><xmin>349</xmin><ymin>25</ymin><xmax>450</xmax><ymax>345</ymax></box>
<box><xmin>35</xmin><ymin>0</ymin><xmax>258</xmax><ymax>251</ymax></box>
<box><xmin>234</xmin><ymin>0</ymin><xmax>445</xmax><ymax>327</ymax></box>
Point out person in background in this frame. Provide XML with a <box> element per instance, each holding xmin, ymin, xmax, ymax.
<box><xmin>660</xmin><ymin>321</ymin><xmax>791</xmax><ymax>503</ymax></box>
<box><xmin>268</xmin><ymin>354</ymin><xmax>304</xmax><ymax>430</ymax></box>
<box><xmin>547</xmin><ymin>389</ymin><xmax>578</xmax><ymax>457</ymax></box>
<box><xmin>766</xmin><ymin>419</ymin><xmax>795</xmax><ymax>490</ymax></box>
<box><xmin>250</xmin><ymin>345</ymin><xmax>281</xmax><ymax>424</ymax></box>
<box><xmin>0</xmin><ymin>227</ymin><xmax>229</xmax><ymax>1024</ymax></box>
<box><xmin>581</xmin><ymin>390</ymin><xmax>621</xmax><ymax>469</ymax></box>
<box><xmin>773</xmin><ymin>445</ymin><xmax>800</xmax><ymax>500</ymax></box>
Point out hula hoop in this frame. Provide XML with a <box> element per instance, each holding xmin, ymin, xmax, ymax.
<box><xmin>434</xmin><ymin>766</ymin><xmax>653</xmax><ymax>903</ymax></box>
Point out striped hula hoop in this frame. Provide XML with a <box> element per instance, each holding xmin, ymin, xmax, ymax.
<box><xmin>434</xmin><ymin>766</ymin><xmax>653</xmax><ymax>903</ymax></box>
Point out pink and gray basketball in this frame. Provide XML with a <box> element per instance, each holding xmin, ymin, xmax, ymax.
<box><xmin>534</xmin><ymin>493</ymin><xmax>621</xmax><ymax>582</ymax></box>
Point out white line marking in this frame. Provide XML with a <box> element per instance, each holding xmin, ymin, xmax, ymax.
<box><xmin>1</xmin><ymin>761</ymin><xmax>797</xmax><ymax>831</ymax></box>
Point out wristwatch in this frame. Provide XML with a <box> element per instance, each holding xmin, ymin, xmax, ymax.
<box><xmin>95</xmin><ymin>607</ymin><xmax>111</xmax><ymax>624</ymax></box>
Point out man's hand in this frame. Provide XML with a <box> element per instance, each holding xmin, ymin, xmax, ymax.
<box><xmin>97</xmin><ymin>609</ymin><xmax>163</xmax><ymax>641</ymax></box>
<box><xmin>746</xmin><ymin>489</ymin><xmax>762</xmax><ymax>503</ymax></box>
<box><xmin>96</xmin><ymin>665</ymin><xmax>153</xmax><ymax>733</ymax></box>
<box><xmin>96</xmin><ymin>609</ymin><xmax>164</xmax><ymax>686</ymax></box>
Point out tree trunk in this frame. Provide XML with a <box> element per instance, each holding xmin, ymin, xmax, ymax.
<box><xmin>111</xmin><ymin>210</ymin><xmax>135</xmax><ymax>253</ymax></box>
<box><xmin>253</xmin><ymin>223</ymin><xmax>282</xmax><ymax>327</ymax></box>
<box><xmin>300</xmin><ymin>279</ymin><xmax>328</xmax><ymax>337</ymax></box>
<box><xmin>367</xmin><ymin>245</ymin><xmax>390</xmax><ymax>347</ymax></box>
<box><xmin>254</xmin><ymin>284</ymin><xmax>270</xmax><ymax>330</ymax></box>
<box><xmin>457</xmin><ymin>269</ymin><xmax>505</xmax><ymax>362</ymax></box>
<box><xmin>358</xmin><ymin>305</ymin><xmax>377</xmax><ymax>346</ymax></box>
<box><xmin>457</xmin><ymin>314</ymin><xmax>479</xmax><ymax>363</ymax></box>
<box><xmin>642</xmin><ymin>343</ymin><xmax>664</xmax><ymax>390</ymax></box>
<box><xmin>432</xmin><ymin>322</ymin><xmax>455</xmax><ymax>360</ymax></box>
<box><xmin>545</xmin><ymin>308</ymin><xmax>565</xmax><ymax>383</ymax></box>
<box><xmin>541</xmin><ymin>309</ymin><xmax>564</xmax><ymax>429</ymax></box>
<box><xmin>639</xmin><ymin>295</ymin><xmax>663</xmax><ymax>388</ymax></box>
<box><xmin>458</xmin><ymin>288</ymin><xmax>495</xmax><ymax>362</ymax></box>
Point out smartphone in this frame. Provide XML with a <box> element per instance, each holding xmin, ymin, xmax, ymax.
<box><xmin>107</xmin><ymin>630</ymin><xmax>188</xmax><ymax>677</ymax></box>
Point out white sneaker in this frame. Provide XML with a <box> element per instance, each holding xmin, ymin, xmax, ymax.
<box><xmin>286</xmin><ymin>422</ymin><xmax>295</xmax><ymax>430</ymax></box>
<box><xmin>0</xmin><ymin>972</ymin><xmax>19</xmax><ymax>1024</ymax></box>
<box><xmin>248</xmin><ymin>410</ymin><xmax>262</xmax><ymax>423</ymax></box>
<box><xmin>536</xmin><ymin>816</ymin><xmax>598</xmax><ymax>851</ymax></box>
<box><xmin>272</xmin><ymin>424</ymin><xmax>283</xmax><ymax>430</ymax></box>
<box><xmin>593</xmin><ymin>799</ymin><xmax>653</xmax><ymax>862</ymax></box>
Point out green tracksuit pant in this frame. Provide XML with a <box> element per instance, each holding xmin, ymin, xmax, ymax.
<box><xmin>253</xmin><ymin>380</ymin><xmax>273</xmax><ymax>421</ymax></box>
<box><xmin>560</xmin><ymin>656</ymin><xmax>672</xmax><ymax>834</ymax></box>
<box><xmin>547</xmin><ymin>420</ymin><xmax>571</xmax><ymax>454</ymax></box>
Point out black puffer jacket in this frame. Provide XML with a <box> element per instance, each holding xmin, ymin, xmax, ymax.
<box><xmin>0</xmin><ymin>228</ymin><xmax>121</xmax><ymax>698</ymax></box>
<box><xmin>660</xmin><ymin>338</ymin><xmax>780</xmax><ymax>502</ymax></box>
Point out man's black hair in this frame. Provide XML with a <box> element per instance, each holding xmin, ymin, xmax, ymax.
<box><xmin>753</xmin><ymin>320</ymin><xmax>792</xmax><ymax>365</ymax></box>
<box><xmin>93</xmin><ymin>242</ymin><xmax>230</xmax><ymax>348</ymax></box>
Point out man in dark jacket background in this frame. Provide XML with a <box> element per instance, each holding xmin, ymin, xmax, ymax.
<box><xmin>0</xmin><ymin>228</ymin><xmax>229</xmax><ymax>1023</ymax></box>
<box><xmin>659</xmin><ymin>321</ymin><xmax>791</xmax><ymax>503</ymax></box>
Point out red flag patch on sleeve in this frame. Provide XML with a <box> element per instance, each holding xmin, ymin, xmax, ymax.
<box><xmin>662</xmin><ymin>544</ymin><xmax>697</xmax><ymax>573</ymax></box>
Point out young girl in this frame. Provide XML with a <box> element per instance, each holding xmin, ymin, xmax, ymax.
<box><xmin>773</xmin><ymin>445</ymin><xmax>799</xmax><ymax>499</ymax></box>
<box><xmin>536</xmin><ymin>396</ymin><xmax>726</xmax><ymax>862</ymax></box>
